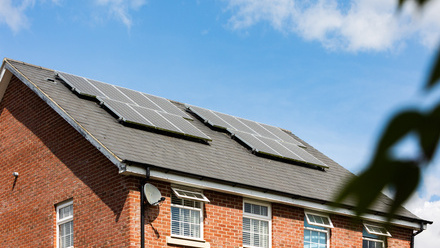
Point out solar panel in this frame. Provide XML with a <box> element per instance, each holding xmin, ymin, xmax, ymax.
<box><xmin>144</xmin><ymin>93</ymin><xmax>192</xmax><ymax>120</ymax></box>
<box><xmin>232</xmin><ymin>131</ymin><xmax>281</xmax><ymax>156</ymax></box>
<box><xmin>57</xmin><ymin>72</ymin><xmax>103</xmax><ymax>97</ymax></box>
<box><xmin>281</xmin><ymin>142</ymin><xmax>327</xmax><ymax>168</ymax></box>
<box><xmin>236</xmin><ymin>117</ymin><xmax>280</xmax><ymax>140</ymax></box>
<box><xmin>186</xmin><ymin>105</ymin><xmax>233</xmax><ymax>129</ymax></box>
<box><xmin>99</xmin><ymin>98</ymin><xmax>211</xmax><ymax>141</ymax></box>
<box><xmin>59</xmin><ymin>71</ymin><xmax>192</xmax><ymax>119</ymax></box>
<box><xmin>256</xmin><ymin>135</ymin><xmax>304</xmax><ymax>161</ymax></box>
<box><xmin>259</xmin><ymin>123</ymin><xmax>303</xmax><ymax>146</ymax></box>
<box><xmin>117</xmin><ymin>87</ymin><xmax>164</xmax><ymax>111</ymax></box>
<box><xmin>187</xmin><ymin>104</ymin><xmax>326</xmax><ymax>168</ymax></box>
<box><xmin>88</xmin><ymin>79</ymin><xmax>134</xmax><ymax>104</ymax></box>
<box><xmin>159</xmin><ymin>111</ymin><xmax>211</xmax><ymax>140</ymax></box>
<box><xmin>99</xmin><ymin>97</ymin><xmax>154</xmax><ymax>126</ymax></box>
<box><xmin>213</xmin><ymin>112</ymin><xmax>257</xmax><ymax>134</ymax></box>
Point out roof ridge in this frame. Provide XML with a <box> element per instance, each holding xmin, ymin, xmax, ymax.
<box><xmin>4</xmin><ymin>58</ymin><xmax>55</xmax><ymax>72</ymax></box>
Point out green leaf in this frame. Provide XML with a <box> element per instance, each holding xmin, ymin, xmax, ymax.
<box><xmin>418</xmin><ymin>104</ymin><xmax>440</xmax><ymax>161</ymax></box>
<box><xmin>375</xmin><ymin>110</ymin><xmax>423</xmax><ymax>159</ymax></box>
<box><xmin>334</xmin><ymin>157</ymin><xmax>396</xmax><ymax>216</ymax></box>
<box><xmin>426</xmin><ymin>48</ymin><xmax>440</xmax><ymax>90</ymax></box>
<box><xmin>386</xmin><ymin>161</ymin><xmax>420</xmax><ymax>221</ymax></box>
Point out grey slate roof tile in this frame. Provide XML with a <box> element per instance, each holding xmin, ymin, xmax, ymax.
<box><xmin>5</xmin><ymin>59</ymin><xmax>421</xmax><ymax>221</ymax></box>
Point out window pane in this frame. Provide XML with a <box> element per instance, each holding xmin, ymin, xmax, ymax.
<box><xmin>171</xmin><ymin>205</ymin><xmax>201</xmax><ymax>238</ymax></box>
<box><xmin>60</xmin><ymin>221</ymin><xmax>73</xmax><ymax>248</ymax></box>
<box><xmin>311</xmin><ymin>231</ymin><xmax>319</xmax><ymax>243</ymax></box>
<box><xmin>304</xmin><ymin>229</ymin><xmax>311</xmax><ymax>242</ymax></box>
<box><xmin>171</xmin><ymin>195</ymin><xmax>182</xmax><ymax>205</ymax></box>
<box><xmin>319</xmin><ymin>232</ymin><xmax>326</xmax><ymax>244</ymax></box>
<box><xmin>363</xmin><ymin>240</ymin><xmax>369</xmax><ymax>248</ymax></box>
<box><xmin>261</xmin><ymin>206</ymin><xmax>268</xmax><ymax>216</ymax></box>
<box><xmin>244</xmin><ymin>203</ymin><xmax>252</xmax><ymax>213</ymax></box>
<box><xmin>243</xmin><ymin>218</ymin><xmax>251</xmax><ymax>232</ymax></box>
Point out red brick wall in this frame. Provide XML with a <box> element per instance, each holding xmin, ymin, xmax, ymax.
<box><xmin>0</xmin><ymin>75</ymin><xmax>414</xmax><ymax>248</ymax></box>
<box><xmin>388</xmin><ymin>226</ymin><xmax>412</xmax><ymax>248</ymax></box>
<box><xmin>0</xmin><ymin>76</ymin><xmax>139</xmax><ymax>247</ymax></box>
<box><xmin>330</xmin><ymin>214</ymin><xmax>363</xmax><ymax>248</ymax></box>
<box><xmin>272</xmin><ymin>203</ymin><xmax>304</xmax><ymax>247</ymax></box>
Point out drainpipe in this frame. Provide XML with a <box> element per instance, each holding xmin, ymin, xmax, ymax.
<box><xmin>410</xmin><ymin>222</ymin><xmax>425</xmax><ymax>248</ymax></box>
<box><xmin>140</xmin><ymin>167</ymin><xmax>150</xmax><ymax>248</ymax></box>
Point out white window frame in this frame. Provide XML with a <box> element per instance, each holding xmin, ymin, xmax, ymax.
<box><xmin>172</xmin><ymin>187</ymin><xmax>210</xmax><ymax>203</ymax></box>
<box><xmin>242</xmin><ymin>199</ymin><xmax>272</xmax><ymax>248</ymax></box>
<box><xmin>170</xmin><ymin>187</ymin><xmax>206</xmax><ymax>241</ymax></box>
<box><xmin>304</xmin><ymin>211</ymin><xmax>332</xmax><ymax>248</ymax></box>
<box><xmin>56</xmin><ymin>200</ymin><xmax>74</xmax><ymax>248</ymax></box>
<box><xmin>363</xmin><ymin>223</ymin><xmax>391</xmax><ymax>237</ymax></box>
<box><xmin>362</xmin><ymin>237</ymin><xmax>385</xmax><ymax>248</ymax></box>
<box><xmin>304</xmin><ymin>211</ymin><xmax>334</xmax><ymax>229</ymax></box>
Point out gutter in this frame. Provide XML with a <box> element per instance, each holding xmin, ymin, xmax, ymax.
<box><xmin>121</xmin><ymin>163</ymin><xmax>432</xmax><ymax>230</ymax></box>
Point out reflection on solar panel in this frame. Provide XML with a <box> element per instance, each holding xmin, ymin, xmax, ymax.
<box><xmin>57</xmin><ymin>71</ymin><xmax>192</xmax><ymax>119</ymax></box>
<box><xmin>99</xmin><ymin>98</ymin><xmax>211</xmax><ymax>141</ymax></box>
<box><xmin>187</xmin><ymin>104</ymin><xmax>327</xmax><ymax>168</ymax></box>
<box><xmin>57</xmin><ymin>71</ymin><xmax>213</xmax><ymax>141</ymax></box>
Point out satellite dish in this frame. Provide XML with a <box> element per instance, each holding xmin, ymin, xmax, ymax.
<box><xmin>144</xmin><ymin>183</ymin><xmax>164</xmax><ymax>206</ymax></box>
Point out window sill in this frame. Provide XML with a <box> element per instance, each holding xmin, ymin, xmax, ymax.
<box><xmin>166</xmin><ymin>236</ymin><xmax>210</xmax><ymax>248</ymax></box>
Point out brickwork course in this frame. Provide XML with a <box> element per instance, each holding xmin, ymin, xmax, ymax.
<box><xmin>0</xmin><ymin>59</ymin><xmax>430</xmax><ymax>247</ymax></box>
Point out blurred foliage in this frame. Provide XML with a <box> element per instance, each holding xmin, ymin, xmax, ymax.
<box><xmin>335</xmin><ymin>0</ymin><xmax>440</xmax><ymax>221</ymax></box>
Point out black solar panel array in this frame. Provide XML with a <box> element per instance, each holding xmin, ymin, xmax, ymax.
<box><xmin>187</xmin><ymin>105</ymin><xmax>327</xmax><ymax>168</ymax></box>
<box><xmin>57</xmin><ymin>71</ymin><xmax>211</xmax><ymax>141</ymax></box>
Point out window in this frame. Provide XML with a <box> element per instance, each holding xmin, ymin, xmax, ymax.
<box><xmin>243</xmin><ymin>200</ymin><xmax>271</xmax><ymax>248</ymax></box>
<box><xmin>57</xmin><ymin>200</ymin><xmax>73</xmax><ymax>248</ymax></box>
<box><xmin>171</xmin><ymin>187</ymin><xmax>207</xmax><ymax>240</ymax></box>
<box><xmin>304</xmin><ymin>211</ymin><xmax>332</xmax><ymax>248</ymax></box>
<box><xmin>363</xmin><ymin>223</ymin><xmax>390</xmax><ymax>248</ymax></box>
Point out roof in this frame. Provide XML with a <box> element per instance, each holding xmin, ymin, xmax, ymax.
<box><xmin>0</xmin><ymin>58</ymin><xmax>429</xmax><ymax>226</ymax></box>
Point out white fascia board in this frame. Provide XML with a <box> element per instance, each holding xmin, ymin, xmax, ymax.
<box><xmin>0</xmin><ymin>65</ymin><xmax>13</xmax><ymax>103</ymax></box>
<box><xmin>120</xmin><ymin>165</ymin><xmax>423</xmax><ymax>230</ymax></box>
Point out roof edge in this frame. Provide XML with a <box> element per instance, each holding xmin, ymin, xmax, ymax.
<box><xmin>3</xmin><ymin>59</ymin><xmax>127</xmax><ymax>172</ymax></box>
<box><xmin>121</xmin><ymin>163</ymin><xmax>432</xmax><ymax>230</ymax></box>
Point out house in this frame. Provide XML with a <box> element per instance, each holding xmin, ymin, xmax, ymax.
<box><xmin>0</xmin><ymin>58</ymin><xmax>432</xmax><ymax>248</ymax></box>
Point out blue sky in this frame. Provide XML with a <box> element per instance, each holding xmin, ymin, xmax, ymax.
<box><xmin>1</xmin><ymin>0</ymin><xmax>440</xmax><ymax>246</ymax></box>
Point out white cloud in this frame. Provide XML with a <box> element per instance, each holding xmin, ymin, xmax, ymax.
<box><xmin>0</xmin><ymin>0</ymin><xmax>147</xmax><ymax>32</ymax></box>
<box><xmin>224</xmin><ymin>0</ymin><xmax>440</xmax><ymax>51</ymax></box>
<box><xmin>0</xmin><ymin>0</ymin><xmax>35</xmax><ymax>33</ymax></box>
<box><xmin>405</xmin><ymin>195</ymin><xmax>440</xmax><ymax>247</ymax></box>
<box><xmin>95</xmin><ymin>0</ymin><xmax>147</xmax><ymax>29</ymax></box>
